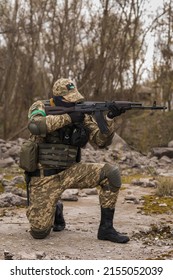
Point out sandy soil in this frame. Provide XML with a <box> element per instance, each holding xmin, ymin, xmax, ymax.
<box><xmin>0</xmin><ymin>184</ymin><xmax>173</xmax><ymax>260</ymax></box>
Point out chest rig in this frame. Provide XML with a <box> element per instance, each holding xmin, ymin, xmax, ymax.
<box><xmin>38</xmin><ymin>101</ymin><xmax>89</xmax><ymax>169</ymax></box>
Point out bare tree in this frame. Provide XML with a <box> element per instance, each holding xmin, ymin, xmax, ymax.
<box><xmin>152</xmin><ymin>0</ymin><xmax>173</xmax><ymax>110</ymax></box>
<box><xmin>0</xmin><ymin>0</ymin><xmax>154</xmax><ymax>139</ymax></box>
<box><xmin>0</xmin><ymin>0</ymin><xmax>50</xmax><ymax>139</ymax></box>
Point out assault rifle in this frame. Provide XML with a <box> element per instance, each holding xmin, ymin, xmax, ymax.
<box><xmin>45</xmin><ymin>101</ymin><xmax>166</xmax><ymax>134</ymax></box>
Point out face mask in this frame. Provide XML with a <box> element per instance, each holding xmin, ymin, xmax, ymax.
<box><xmin>53</xmin><ymin>96</ymin><xmax>75</xmax><ymax>107</ymax></box>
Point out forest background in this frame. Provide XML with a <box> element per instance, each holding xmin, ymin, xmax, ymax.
<box><xmin>1</xmin><ymin>0</ymin><xmax>173</xmax><ymax>153</ymax></box>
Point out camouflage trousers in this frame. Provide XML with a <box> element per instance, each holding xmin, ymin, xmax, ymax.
<box><xmin>26</xmin><ymin>162</ymin><xmax>121</xmax><ymax>233</ymax></box>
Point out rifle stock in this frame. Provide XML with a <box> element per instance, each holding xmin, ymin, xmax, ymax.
<box><xmin>45</xmin><ymin>101</ymin><xmax>167</xmax><ymax>134</ymax></box>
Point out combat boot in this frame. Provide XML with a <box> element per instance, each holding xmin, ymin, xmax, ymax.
<box><xmin>53</xmin><ymin>201</ymin><xmax>66</xmax><ymax>232</ymax></box>
<box><xmin>97</xmin><ymin>207</ymin><xmax>129</xmax><ymax>243</ymax></box>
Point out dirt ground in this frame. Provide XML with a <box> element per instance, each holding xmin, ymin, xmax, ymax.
<box><xmin>0</xmin><ymin>184</ymin><xmax>173</xmax><ymax>260</ymax></box>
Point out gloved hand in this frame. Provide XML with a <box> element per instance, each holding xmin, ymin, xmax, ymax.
<box><xmin>107</xmin><ymin>105</ymin><xmax>125</xmax><ymax>119</ymax></box>
<box><xmin>68</xmin><ymin>111</ymin><xmax>85</xmax><ymax>123</ymax></box>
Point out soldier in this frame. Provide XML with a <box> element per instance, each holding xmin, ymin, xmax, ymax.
<box><xmin>25</xmin><ymin>78</ymin><xmax>129</xmax><ymax>243</ymax></box>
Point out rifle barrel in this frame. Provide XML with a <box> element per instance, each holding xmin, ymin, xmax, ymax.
<box><xmin>131</xmin><ymin>105</ymin><xmax>167</xmax><ymax>110</ymax></box>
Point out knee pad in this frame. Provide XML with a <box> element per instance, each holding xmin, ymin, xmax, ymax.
<box><xmin>100</xmin><ymin>163</ymin><xmax>121</xmax><ymax>192</ymax></box>
<box><xmin>30</xmin><ymin>227</ymin><xmax>51</xmax><ymax>239</ymax></box>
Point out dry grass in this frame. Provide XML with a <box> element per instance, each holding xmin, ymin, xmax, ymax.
<box><xmin>156</xmin><ymin>177</ymin><xmax>173</xmax><ymax>197</ymax></box>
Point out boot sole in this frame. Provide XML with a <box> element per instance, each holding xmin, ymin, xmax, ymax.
<box><xmin>98</xmin><ymin>234</ymin><xmax>130</xmax><ymax>243</ymax></box>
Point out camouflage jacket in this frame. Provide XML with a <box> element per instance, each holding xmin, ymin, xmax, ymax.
<box><xmin>28</xmin><ymin>100</ymin><xmax>117</xmax><ymax>148</ymax></box>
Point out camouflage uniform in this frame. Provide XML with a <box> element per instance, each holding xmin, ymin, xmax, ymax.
<box><xmin>26</xmin><ymin>78</ymin><xmax>129</xmax><ymax>242</ymax></box>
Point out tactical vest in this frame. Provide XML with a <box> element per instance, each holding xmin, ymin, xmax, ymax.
<box><xmin>38</xmin><ymin>101</ymin><xmax>89</xmax><ymax>169</ymax></box>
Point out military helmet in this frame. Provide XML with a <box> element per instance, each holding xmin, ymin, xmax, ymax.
<box><xmin>52</xmin><ymin>78</ymin><xmax>84</xmax><ymax>102</ymax></box>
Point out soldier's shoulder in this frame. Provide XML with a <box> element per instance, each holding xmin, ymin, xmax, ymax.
<box><xmin>28</xmin><ymin>100</ymin><xmax>49</xmax><ymax>119</ymax></box>
<box><xmin>29</xmin><ymin>100</ymin><xmax>48</xmax><ymax>110</ymax></box>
